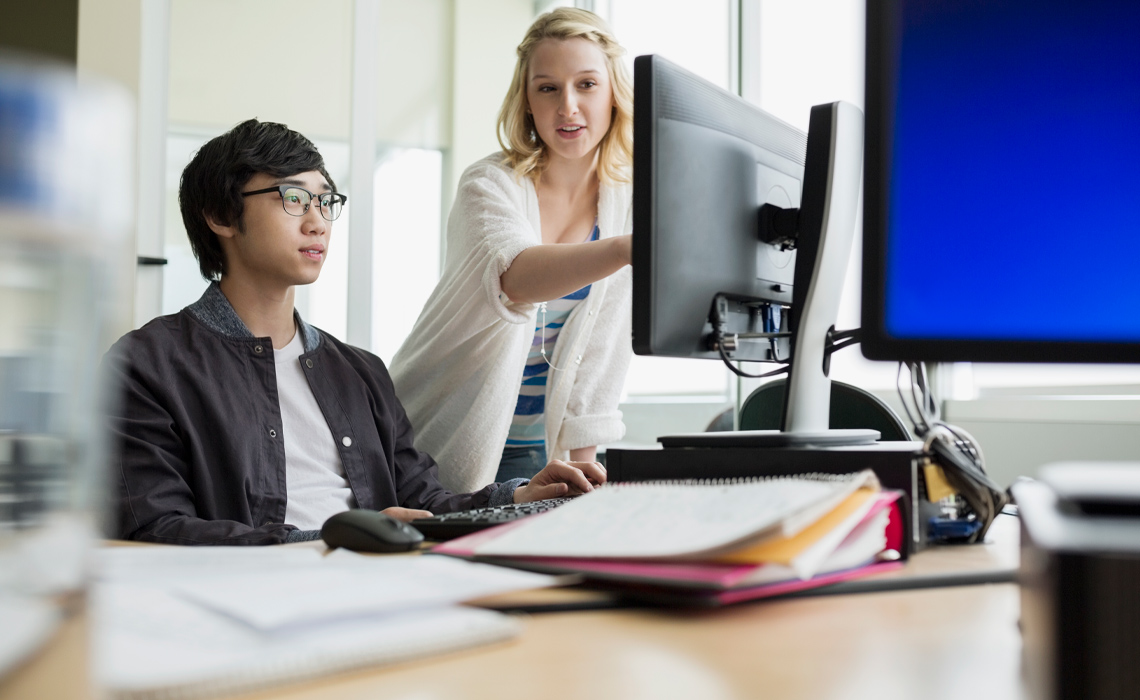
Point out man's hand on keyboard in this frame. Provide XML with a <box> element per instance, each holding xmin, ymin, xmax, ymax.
<box><xmin>513</xmin><ymin>460</ymin><xmax>607</xmax><ymax>503</ymax></box>
<box><xmin>381</xmin><ymin>507</ymin><xmax>433</xmax><ymax>523</ymax></box>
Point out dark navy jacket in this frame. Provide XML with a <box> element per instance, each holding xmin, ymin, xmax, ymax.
<box><xmin>105</xmin><ymin>283</ymin><xmax>514</xmax><ymax>545</ymax></box>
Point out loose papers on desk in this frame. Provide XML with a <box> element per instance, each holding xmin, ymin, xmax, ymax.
<box><xmin>170</xmin><ymin>551</ymin><xmax>558</xmax><ymax>630</ymax></box>
<box><xmin>433</xmin><ymin>470</ymin><xmax>908</xmax><ymax>606</ymax></box>
<box><xmin>93</xmin><ymin>546</ymin><xmax>560</xmax><ymax>700</ymax></box>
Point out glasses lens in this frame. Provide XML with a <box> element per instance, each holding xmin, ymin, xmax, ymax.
<box><xmin>281</xmin><ymin>187</ymin><xmax>311</xmax><ymax>216</ymax></box>
<box><xmin>319</xmin><ymin>194</ymin><xmax>343</xmax><ymax>221</ymax></box>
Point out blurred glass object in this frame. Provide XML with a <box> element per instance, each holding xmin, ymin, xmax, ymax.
<box><xmin>0</xmin><ymin>56</ymin><xmax>132</xmax><ymax>682</ymax></box>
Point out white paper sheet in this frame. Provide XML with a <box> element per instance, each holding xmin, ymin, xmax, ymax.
<box><xmin>94</xmin><ymin>582</ymin><xmax>519</xmax><ymax>700</ymax></box>
<box><xmin>93</xmin><ymin>547</ymin><xmax>554</xmax><ymax>699</ymax></box>
<box><xmin>172</xmin><ymin>554</ymin><xmax>558</xmax><ymax>631</ymax></box>
<box><xmin>93</xmin><ymin>545</ymin><xmax>325</xmax><ymax>584</ymax></box>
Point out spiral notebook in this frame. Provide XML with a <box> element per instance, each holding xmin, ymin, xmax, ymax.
<box><xmin>473</xmin><ymin>470</ymin><xmax>882</xmax><ymax>560</ymax></box>
<box><xmin>432</xmin><ymin>470</ymin><xmax>906</xmax><ymax>605</ymax></box>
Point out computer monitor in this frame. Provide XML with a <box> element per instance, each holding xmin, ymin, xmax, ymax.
<box><xmin>632</xmin><ymin>55</ymin><xmax>870</xmax><ymax>444</ymax></box>
<box><xmin>862</xmin><ymin>0</ymin><xmax>1140</xmax><ymax>363</ymax></box>
<box><xmin>631</xmin><ymin>54</ymin><xmax>804</xmax><ymax>364</ymax></box>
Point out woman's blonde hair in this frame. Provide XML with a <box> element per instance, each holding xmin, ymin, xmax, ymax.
<box><xmin>496</xmin><ymin>8</ymin><xmax>633</xmax><ymax>185</ymax></box>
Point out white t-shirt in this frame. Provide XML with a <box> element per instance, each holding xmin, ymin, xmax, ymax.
<box><xmin>275</xmin><ymin>329</ymin><xmax>356</xmax><ymax>529</ymax></box>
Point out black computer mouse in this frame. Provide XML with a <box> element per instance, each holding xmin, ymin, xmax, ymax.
<box><xmin>320</xmin><ymin>509</ymin><xmax>425</xmax><ymax>553</ymax></box>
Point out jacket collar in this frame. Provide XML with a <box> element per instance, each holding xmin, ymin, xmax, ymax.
<box><xmin>187</xmin><ymin>281</ymin><xmax>322</xmax><ymax>353</ymax></box>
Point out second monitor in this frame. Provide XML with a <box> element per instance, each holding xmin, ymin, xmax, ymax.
<box><xmin>632</xmin><ymin>54</ymin><xmax>868</xmax><ymax>443</ymax></box>
<box><xmin>632</xmin><ymin>54</ymin><xmax>804</xmax><ymax>365</ymax></box>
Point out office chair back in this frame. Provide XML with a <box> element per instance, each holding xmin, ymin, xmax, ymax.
<box><xmin>738</xmin><ymin>378</ymin><xmax>911</xmax><ymax>440</ymax></box>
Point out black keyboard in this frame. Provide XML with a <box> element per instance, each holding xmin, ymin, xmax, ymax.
<box><xmin>411</xmin><ymin>497</ymin><xmax>573</xmax><ymax>541</ymax></box>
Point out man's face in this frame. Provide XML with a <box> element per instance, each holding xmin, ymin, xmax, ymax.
<box><xmin>216</xmin><ymin>170</ymin><xmax>332</xmax><ymax>290</ymax></box>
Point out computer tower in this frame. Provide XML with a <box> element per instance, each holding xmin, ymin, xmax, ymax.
<box><xmin>1013</xmin><ymin>476</ymin><xmax>1140</xmax><ymax>700</ymax></box>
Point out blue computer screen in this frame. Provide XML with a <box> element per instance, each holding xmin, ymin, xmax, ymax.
<box><xmin>885</xmin><ymin>0</ymin><xmax>1140</xmax><ymax>342</ymax></box>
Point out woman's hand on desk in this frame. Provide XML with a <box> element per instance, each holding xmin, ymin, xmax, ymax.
<box><xmin>513</xmin><ymin>460</ymin><xmax>607</xmax><ymax>503</ymax></box>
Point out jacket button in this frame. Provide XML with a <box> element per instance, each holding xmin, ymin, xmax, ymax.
<box><xmin>305</xmin><ymin>359</ymin><xmax>313</xmax><ymax>369</ymax></box>
<box><xmin>575</xmin><ymin>355</ymin><xmax>583</xmax><ymax>364</ymax></box>
<box><xmin>269</xmin><ymin>429</ymin><xmax>277</xmax><ymax>438</ymax></box>
<box><xmin>341</xmin><ymin>436</ymin><xmax>353</xmax><ymax>447</ymax></box>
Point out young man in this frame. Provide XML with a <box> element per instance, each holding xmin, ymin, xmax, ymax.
<box><xmin>106</xmin><ymin>119</ymin><xmax>604</xmax><ymax>545</ymax></box>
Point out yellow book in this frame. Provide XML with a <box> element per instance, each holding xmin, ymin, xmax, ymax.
<box><xmin>712</xmin><ymin>488</ymin><xmax>877</xmax><ymax>566</ymax></box>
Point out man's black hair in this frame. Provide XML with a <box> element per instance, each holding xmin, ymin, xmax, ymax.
<box><xmin>179</xmin><ymin>119</ymin><xmax>336</xmax><ymax>280</ymax></box>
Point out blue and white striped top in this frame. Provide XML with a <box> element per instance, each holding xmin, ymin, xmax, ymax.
<box><xmin>505</xmin><ymin>222</ymin><xmax>599</xmax><ymax>447</ymax></box>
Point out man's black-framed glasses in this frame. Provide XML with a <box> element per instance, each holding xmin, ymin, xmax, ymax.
<box><xmin>241</xmin><ymin>185</ymin><xmax>347</xmax><ymax>221</ymax></box>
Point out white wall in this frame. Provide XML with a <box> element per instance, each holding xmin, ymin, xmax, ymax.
<box><xmin>447</xmin><ymin>0</ymin><xmax>533</xmax><ymax>206</ymax></box>
<box><xmin>946</xmin><ymin>396</ymin><xmax>1140</xmax><ymax>488</ymax></box>
<box><xmin>76</xmin><ymin>0</ymin><xmax>153</xmax><ymax>341</ymax></box>
<box><xmin>167</xmin><ymin>0</ymin><xmax>354</xmax><ymax>140</ymax></box>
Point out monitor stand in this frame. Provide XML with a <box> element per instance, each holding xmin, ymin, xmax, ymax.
<box><xmin>675</xmin><ymin>101</ymin><xmax>870</xmax><ymax>450</ymax></box>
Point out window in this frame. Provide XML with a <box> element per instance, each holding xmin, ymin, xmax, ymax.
<box><xmin>370</xmin><ymin>149</ymin><xmax>444</xmax><ymax>363</ymax></box>
<box><xmin>742</xmin><ymin>0</ymin><xmax>899</xmax><ymax>391</ymax></box>
<box><xmin>608</xmin><ymin>0</ymin><xmax>735</xmax><ymax>399</ymax></box>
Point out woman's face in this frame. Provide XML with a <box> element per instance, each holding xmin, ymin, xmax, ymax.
<box><xmin>526</xmin><ymin>37</ymin><xmax>614</xmax><ymax>167</ymax></box>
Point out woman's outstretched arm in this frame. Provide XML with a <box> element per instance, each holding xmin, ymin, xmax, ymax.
<box><xmin>500</xmin><ymin>234</ymin><xmax>631</xmax><ymax>303</ymax></box>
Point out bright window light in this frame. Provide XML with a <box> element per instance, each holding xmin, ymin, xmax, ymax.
<box><xmin>610</xmin><ymin>0</ymin><xmax>731</xmax><ymax>89</ymax></box>
<box><xmin>609</xmin><ymin>0</ymin><xmax>733</xmax><ymax>398</ymax></box>
<box><xmin>370</xmin><ymin>148</ymin><xmax>443</xmax><ymax>363</ymax></box>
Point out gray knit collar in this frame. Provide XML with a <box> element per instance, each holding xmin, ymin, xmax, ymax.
<box><xmin>187</xmin><ymin>282</ymin><xmax>321</xmax><ymax>353</ymax></box>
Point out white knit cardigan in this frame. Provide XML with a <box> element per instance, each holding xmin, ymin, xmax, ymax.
<box><xmin>389</xmin><ymin>154</ymin><xmax>633</xmax><ymax>494</ymax></box>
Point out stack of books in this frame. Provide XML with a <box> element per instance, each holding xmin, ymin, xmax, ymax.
<box><xmin>433</xmin><ymin>470</ymin><xmax>907</xmax><ymax>606</ymax></box>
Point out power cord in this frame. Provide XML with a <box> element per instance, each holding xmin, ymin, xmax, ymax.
<box><xmin>897</xmin><ymin>361</ymin><xmax>1009</xmax><ymax>541</ymax></box>
<box><xmin>714</xmin><ymin>335</ymin><xmax>790</xmax><ymax>379</ymax></box>
<box><xmin>713</xmin><ymin>325</ymin><xmax>864</xmax><ymax>379</ymax></box>
<box><xmin>537</xmin><ymin>302</ymin><xmax>568</xmax><ymax>371</ymax></box>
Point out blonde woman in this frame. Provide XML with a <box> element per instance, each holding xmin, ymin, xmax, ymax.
<box><xmin>390</xmin><ymin>8</ymin><xmax>634</xmax><ymax>493</ymax></box>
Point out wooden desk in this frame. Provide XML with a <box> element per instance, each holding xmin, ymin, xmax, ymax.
<box><xmin>1</xmin><ymin>516</ymin><xmax>1026</xmax><ymax>700</ymax></box>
